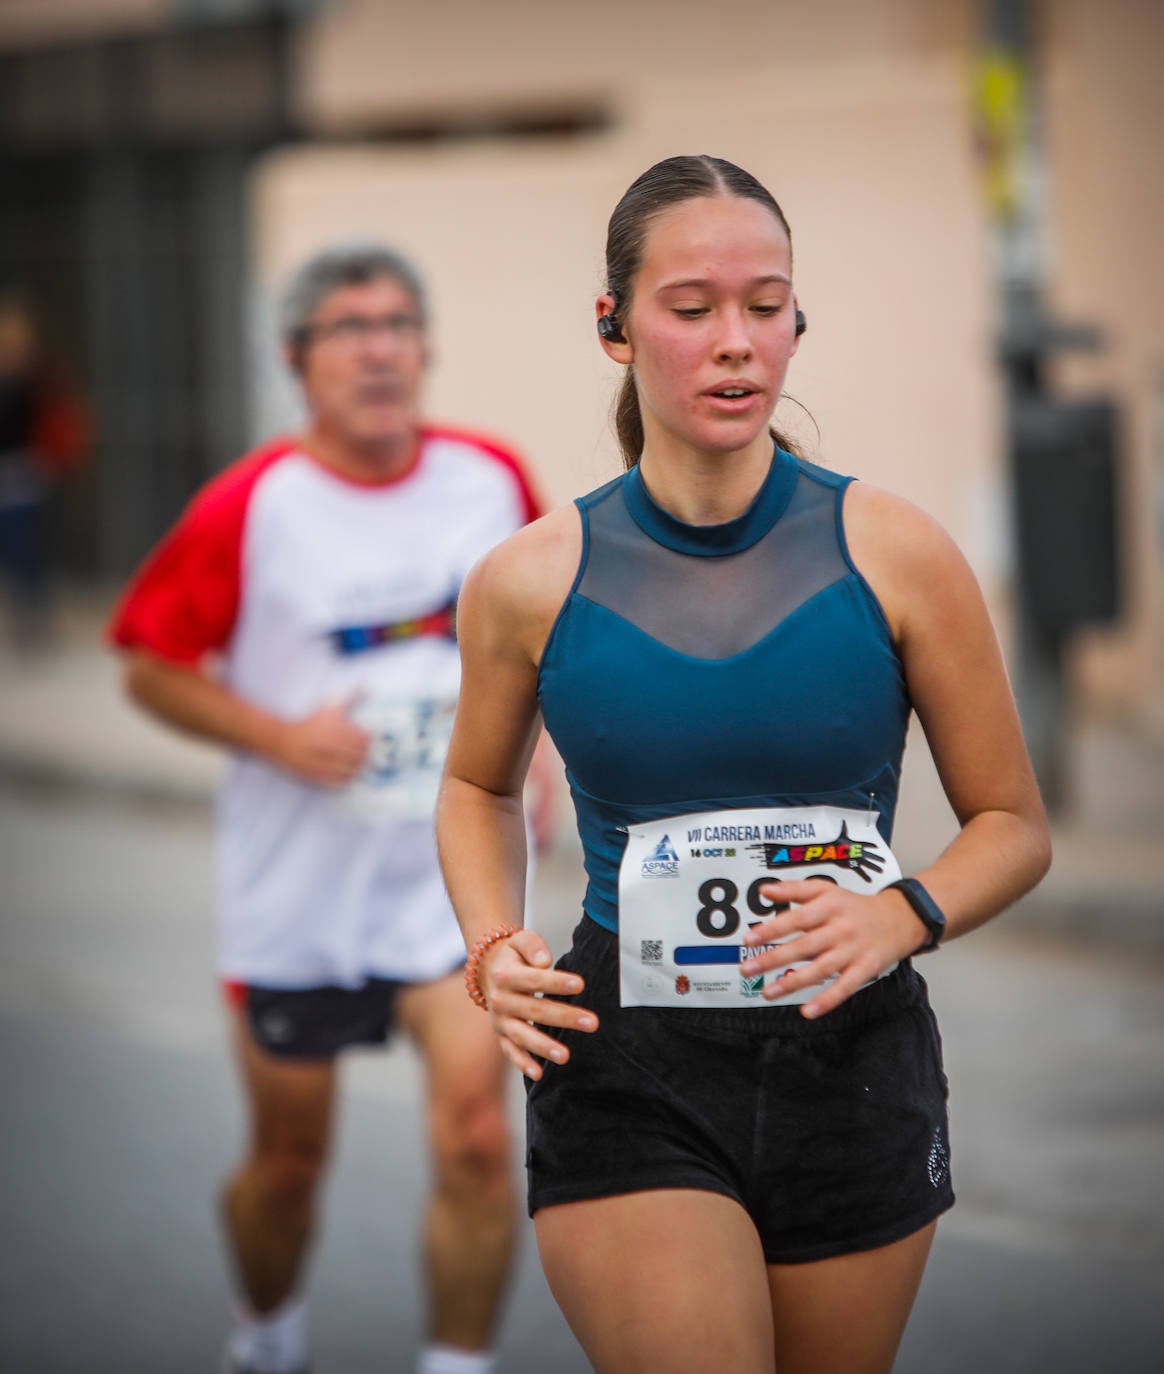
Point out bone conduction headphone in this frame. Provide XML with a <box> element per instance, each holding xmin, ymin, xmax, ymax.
<box><xmin>598</xmin><ymin>308</ymin><xmax>806</xmax><ymax>342</ymax></box>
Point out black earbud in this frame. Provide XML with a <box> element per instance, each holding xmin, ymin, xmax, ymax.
<box><xmin>795</xmin><ymin>308</ymin><xmax>807</xmax><ymax>338</ymax></box>
<box><xmin>597</xmin><ymin>313</ymin><xmax>626</xmax><ymax>344</ymax></box>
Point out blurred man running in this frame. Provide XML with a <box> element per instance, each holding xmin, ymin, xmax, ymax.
<box><xmin>109</xmin><ymin>243</ymin><xmax>547</xmax><ymax>1374</ymax></box>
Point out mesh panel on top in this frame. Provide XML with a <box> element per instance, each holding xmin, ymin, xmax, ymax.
<box><xmin>576</xmin><ymin>471</ymin><xmax>848</xmax><ymax>660</ymax></box>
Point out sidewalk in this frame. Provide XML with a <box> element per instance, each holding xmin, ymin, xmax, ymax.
<box><xmin>2</xmin><ymin>589</ymin><xmax>1162</xmax><ymax>953</ymax></box>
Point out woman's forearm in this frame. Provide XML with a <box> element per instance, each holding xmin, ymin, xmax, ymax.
<box><xmin>437</xmin><ymin>773</ymin><xmax>531</xmax><ymax>948</ymax></box>
<box><xmin>909</xmin><ymin>807</ymin><xmax>1052</xmax><ymax>942</ymax></box>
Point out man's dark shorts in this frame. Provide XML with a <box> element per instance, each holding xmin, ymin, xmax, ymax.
<box><xmin>526</xmin><ymin>916</ymin><xmax>955</xmax><ymax>1264</ymax></box>
<box><xmin>226</xmin><ymin>957</ymin><xmax>464</xmax><ymax>1060</ymax></box>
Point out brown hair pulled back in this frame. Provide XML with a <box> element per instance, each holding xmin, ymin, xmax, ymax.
<box><xmin>605</xmin><ymin>154</ymin><xmax>801</xmax><ymax>470</ymax></box>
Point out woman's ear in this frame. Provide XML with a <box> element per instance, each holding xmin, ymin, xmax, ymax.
<box><xmin>595</xmin><ymin>296</ymin><xmax>633</xmax><ymax>362</ymax></box>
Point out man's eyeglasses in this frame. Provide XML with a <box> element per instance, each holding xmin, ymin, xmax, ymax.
<box><xmin>302</xmin><ymin>313</ymin><xmax>424</xmax><ymax>347</ymax></box>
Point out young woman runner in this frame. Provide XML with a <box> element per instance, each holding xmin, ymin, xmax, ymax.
<box><xmin>437</xmin><ymin>155</ymin><xmax>1051</xmax><ymax>1374</ymax></box>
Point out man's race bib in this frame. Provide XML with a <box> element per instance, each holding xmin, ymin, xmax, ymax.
<box><xmin>618</xmin><ymin>805</ymin><xmax>902</xmax><ymax>1008</ymax></box>
<box><xmin>339</xmin><ymin>694</ymin><xmax>457</xmax><ymax>821</ymax></box>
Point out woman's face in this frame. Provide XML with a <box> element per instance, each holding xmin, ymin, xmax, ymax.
<box><xmin>609</xmin><ymin>193</ymin><xmax>798</xmax><ymax>459</ymax></box>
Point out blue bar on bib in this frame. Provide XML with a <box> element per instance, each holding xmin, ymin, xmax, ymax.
<box><xmin>673</xmin><ymin>945</ymin><xmax>743</xmax><ymax>966</ymax></box>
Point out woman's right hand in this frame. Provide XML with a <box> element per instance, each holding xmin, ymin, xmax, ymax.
<box><xmin>480</xmin><ymin>929</ymin><xmax>599</xmax><ymax>1080</ymax></box>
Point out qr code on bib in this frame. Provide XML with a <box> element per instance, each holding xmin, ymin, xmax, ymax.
<box><xmin>641</xmin><ymin>940</ymin><xmax>664</xmax><ymax>963</ymax></box>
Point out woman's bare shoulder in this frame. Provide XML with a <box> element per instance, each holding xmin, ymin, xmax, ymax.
<box><xmin>843</xmin><ymin>480</ymin><xmax>981</xmax><ymax>642</ymax></box>
<box><xmin>460</xmin><ymin>502</ymin><xmax>583</xmax><ymax>658</ymax></box>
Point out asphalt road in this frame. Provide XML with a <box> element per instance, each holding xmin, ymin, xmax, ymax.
<box><xmin>1</xmin><ymin>784</ymin><xmax>1162</xmax><ymax>1372</ymax></box>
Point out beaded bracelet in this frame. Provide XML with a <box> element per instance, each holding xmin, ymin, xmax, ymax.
<box><xmin>464</xmin><ymin>924</ymin><xmax>519</xmax><ymax>1010</ymax></box>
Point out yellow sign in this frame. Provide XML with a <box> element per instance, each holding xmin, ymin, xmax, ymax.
<box><xmin>973</xmin><ymin>48</ymin><xmax>1026</xmax><ymax>220</ymax></box>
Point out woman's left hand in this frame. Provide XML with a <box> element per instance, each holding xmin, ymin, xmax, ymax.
<box><xmin>739</xmin><ymin>879</ymin><xmax>928</xmax><ymax>1018</ymax></box>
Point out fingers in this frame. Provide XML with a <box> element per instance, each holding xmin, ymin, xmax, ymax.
<box><xmin>338</xmin><ymin>687</ymin><xmax>366</xmax><ymax>715</ymax></box>
<box><xmin>490</xmin><ymin>971</ymin><xmax>598</xmax><ymax>1032</ymax></box>
<box><xmin>304</xmin><ymin>748</ymin><xmax>367</xmax><ymax>787</ymax></box>
<box><xmin>739</xmin><ymin>880</ymin><xmax>893</xmax><ymax>1018</ymax></box>
<box><xmin>496</xmin><ymin>1033</ymin><xmax>546</xmax><ymax>1081</ymax></box>
<box><xmin>484</xmin><ymin>931</ymin><xmax>598</xmax><ymax>1080</ymax></box>
<box><xmin>762</xmin><ymin>944</ymin><xmax>878</xmax><ymax>1008</ymax></box>
<box><xmin>494</xmin><ymin>1012</ymin><xmax>582</xmax><ymax>1078</ymax></box>
<box><xmin>741</xmin><ymin>879</ymin><xmax>837</xmax><ymax>951</ymax></box>
<box><xmin>800</xmin><ymin>967</ymin><xmax>874</xmax><ymax>1020</ymax></box>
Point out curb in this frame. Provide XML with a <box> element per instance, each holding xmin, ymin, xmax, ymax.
<box><xmin>1010</xmin><ymin>890</ymin><xmax>1164</xmax><ymax>958</ymax></box>
<box><xmin>0</xmin><ymin>756</ymin><xmax>216</xmax><ymax>815</ymax></box>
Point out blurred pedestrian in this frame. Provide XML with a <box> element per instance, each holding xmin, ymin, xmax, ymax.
<box><xmin>109</xmin><ymin>243</ymin><xmax>548</xmax><ymax>1374</ymax></box>
<box><xmin>438</xmin><ymin>156</ymin><xmax>1052</xmax><ymax>1373</ymax></box>
<box><xmin>0</xmin><ymin>292</ymin><xmax>89</xmax><ymax>648</ymax></box>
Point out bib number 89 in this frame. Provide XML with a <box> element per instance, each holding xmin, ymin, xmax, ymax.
<box><xmin>695</xmin><ymin>877</ymin><xmax>789</xmax><ymax>938</ymax></box>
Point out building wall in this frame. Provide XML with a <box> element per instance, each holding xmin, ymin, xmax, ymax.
<box><xmin>250</xmin><ymin>0</ymin><xmax>1163</xmax><ymax>719</ymax></box>
<box><xmin>6</xmin><ymin>0</ymin><xmax>1160</xmax><ymax>716</ymax></box>
<box><xmin>257</xmin><ymin>2</ymin><xmax>1000</xmax><ymax>574</ymax></box>
<box><xmin>1043</xmin><ymin>0</ymin><xmax>1164</xmax><ymax>710</ymax></box>
<box><xmin>296</xmin><ymin>0</ymin><xmax>971</xmax><ymax>130</ymax></box>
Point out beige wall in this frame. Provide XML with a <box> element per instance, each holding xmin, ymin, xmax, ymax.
<box><xmin>257</xmin><ymin>41</ymin><xmax>998</xmax><ymax>575</ymax></box>
<box><xmin>296</xmin><ymin>0</ymin><xmax>971</xmax><ymax>131</ymax></box>
<box><xmin>18</xmin><ymin>0</ymin><xmax>1150</xmax><ymax>712</ymax></box>
<box><xmin>1044</xmin><ymin>0</ymin><xmax>1164</xmax><ymax>710</ymax></box>
<box><xmin>250</xmin><ymin>0</ymin><xmax>1164</xmax><ymax>719</ymax></box>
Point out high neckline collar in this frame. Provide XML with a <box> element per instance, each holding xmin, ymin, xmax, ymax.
<box><xmin>623</xmin><ymin>444</ymin><xmax>799</xmax><ymax>555</ymax></box>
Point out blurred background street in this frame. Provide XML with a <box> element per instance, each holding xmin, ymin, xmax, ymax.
<box><xmin>3</xmin><ymin>0</ymin><xmax>1163</xmax><ymax>1370</ymax></box>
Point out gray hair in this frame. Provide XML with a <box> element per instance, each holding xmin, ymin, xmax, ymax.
<box><xmin>278</xmin><ymin>241</ymin><xmax>428</xmax><ymax>344</ymax></box>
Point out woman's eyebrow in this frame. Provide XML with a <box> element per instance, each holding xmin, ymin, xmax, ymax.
<box><xmin>657</xmin><ymin>273</ymin><xmax>792</xmax><ymax>291</ymax></box>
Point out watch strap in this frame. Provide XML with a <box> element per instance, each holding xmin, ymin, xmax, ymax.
<box><xmin>887</xmin><ymin>876</ymin><xmax>947</xmax><ymax>953</ymax></box>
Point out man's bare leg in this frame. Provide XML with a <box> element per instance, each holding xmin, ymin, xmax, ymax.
<box><xmin>220</xmin><ymin>1006</ymin><xmax>336</xmax><ymax>1369</ymax></box>
<box><xmin>399</xmin><ymin>972</ymin><xmax>517</xmax><ymax>1357</ymax></box>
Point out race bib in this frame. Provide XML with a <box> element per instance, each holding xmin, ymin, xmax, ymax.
<box><xmin>618</xmin><ymin>805</ymin><xmax>902</xmax><ymax>1008</ymax></box>
<box><xmin>339</xmin><ymin>693</ymin><xmax>457</xmax><ymax>821</ymax></box>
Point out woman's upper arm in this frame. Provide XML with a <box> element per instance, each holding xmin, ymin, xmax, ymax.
<box><xmin>843</xmin><ymin>482</ymin><xmax>1045</xmax><ymax>830</ymax></box>
<box><xmin>446</xmin><ymin>505</ymin><xmax>581</xmax><ymax>797</ymax></box>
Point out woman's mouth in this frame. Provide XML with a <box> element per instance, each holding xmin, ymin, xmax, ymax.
<box><xmin>704</xmin><ymin>384</ymin><xmax>761</xmax><ymax>412</ymax></box>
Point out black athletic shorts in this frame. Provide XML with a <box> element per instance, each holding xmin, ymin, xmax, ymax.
<box><xmin>525</xmin><ymin>916</ymin><xmax>955</xmax><ymax>1264</ymax></box>
<box><xmin>227</xmin><ymin>957</ymin><xmax>464</xmax><ymax>1061</ymax></box>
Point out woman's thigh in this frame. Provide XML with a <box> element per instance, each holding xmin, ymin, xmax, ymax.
<box><xmin>767</xmin><ymin>1220</ymin><xmax>937</xmax><ymax>1374</ymax></box>
<box><xmin>535</xmin><ymin>1188</ymin><xmax>775</xmax><ymax>1374</ymax></box>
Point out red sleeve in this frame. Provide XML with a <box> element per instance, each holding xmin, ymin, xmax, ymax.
<box><xmin>106</xmin><ymin>439</ymin><xmax>295</xmax><ymax>665</ymax></box>
<box><xmin>422</xmin><ymin>423</ymin><xmax>545</xmax><ymax>524</ymax></box>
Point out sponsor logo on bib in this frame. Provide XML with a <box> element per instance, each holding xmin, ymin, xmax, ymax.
<box><xmin>746</xmin><ymin>819</ymin><xmax>886</xmax><ymax>883</ymax></box>
<box><xmin>641</xmin><ymin>833</ymin><xmax>680</xmax><ymax>879</ymax></box>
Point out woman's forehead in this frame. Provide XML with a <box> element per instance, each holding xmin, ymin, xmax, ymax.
<box><xmin>638</xmin><ymin>195</ymin><xmax>792</xmax><ymax>283</ymax></box>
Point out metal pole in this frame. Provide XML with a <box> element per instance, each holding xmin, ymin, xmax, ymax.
<box><xmin>979</xmin><ymin>0</ymin><xmax>1068</xmax><ymax>811</ymax></box>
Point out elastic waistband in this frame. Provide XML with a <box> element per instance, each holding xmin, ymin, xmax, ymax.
<box><xmin>569</xmin><ymin>912</ymin><xmax>927</xmax><ymax>1040</ymax></box>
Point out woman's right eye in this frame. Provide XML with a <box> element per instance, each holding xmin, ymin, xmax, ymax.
<box><xmin>673</xmin><ymin>308</ymin><xmax>708</xmax><ymax>319</ymax></box>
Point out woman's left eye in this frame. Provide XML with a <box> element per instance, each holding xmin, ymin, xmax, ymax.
<box><xmin>750</xmin><ymin>305</ymin><xmax>782</xmax><ymax>316</ymax></box>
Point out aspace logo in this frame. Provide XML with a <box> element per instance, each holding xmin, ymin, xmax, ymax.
<box><xmin>641</xmin><ymin>833</ymin><xmax>680</xmax><ymax>878</ymax></box>
<box><xmin>746</xmin><ymin>820</ymin><xmax>885</xmax><ymax>883</ymax></box>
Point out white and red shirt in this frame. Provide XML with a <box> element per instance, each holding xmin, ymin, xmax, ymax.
<box><xmin>109</xmin><ymin>426</ymin><xmax>540</xmax><ymax>988</ymax></box>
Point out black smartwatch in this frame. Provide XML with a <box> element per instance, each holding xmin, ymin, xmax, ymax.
<box><xmin>887</xmin><ymin>877</ymin><xmax>946</xmax><ymax>953</ymax></box>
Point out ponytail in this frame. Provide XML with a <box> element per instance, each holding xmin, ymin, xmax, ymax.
<box><xmin>615</xmin><ymin>369</ymin><xmax>645</xmax><ymax>470</ymax></box>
